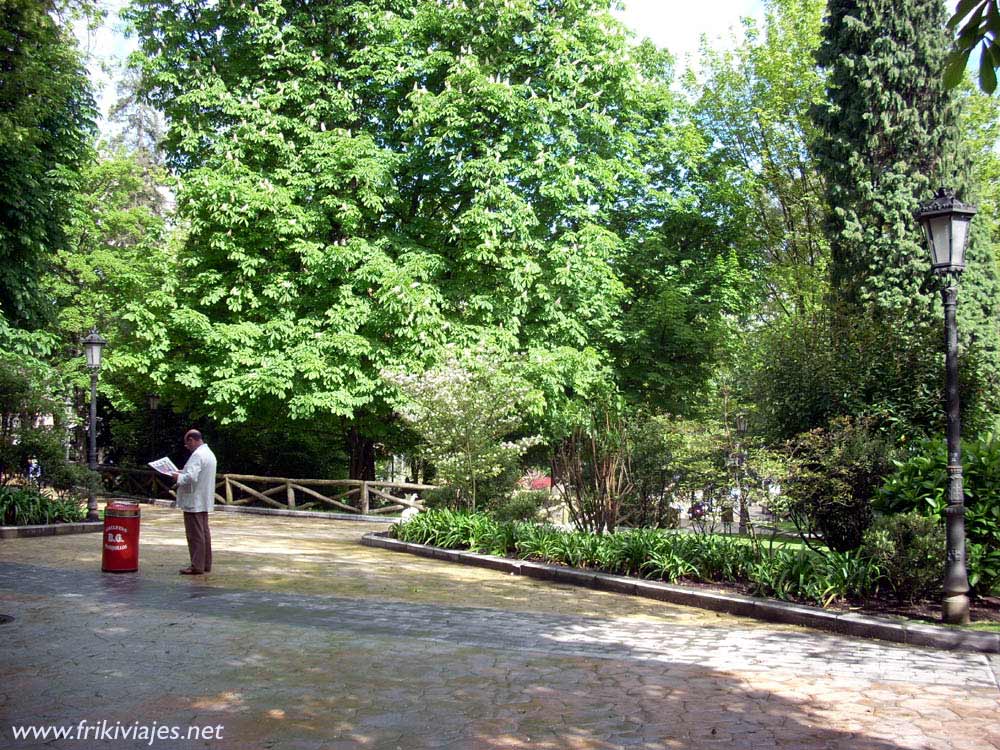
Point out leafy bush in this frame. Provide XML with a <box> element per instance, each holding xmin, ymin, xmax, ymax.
<box><xmin>968</xmin><ymin>542</ymin><xmax>1000</xmax><ymax>596</ymax></box>
<box><xmin>746</xmin><ymin>548</ymin><xmax>879</xmax><ymax>607</ymax></box>
<box><xmin>383</xmin><ymin>351</ymin><xmax>540</xmax><ymax>511</ymax></box>
<box><xmin>784</xmin><ymin>417</ymin><xmax>900</xmax><ymax>552</ymax></box>
<box><xmin>0</xmin><ymin>486</ymin><xmax>85</xmax><ymax>526</ymax></box>
<box><xmin>391</xmin><ymin>510</ymin><xmax>881</xmax><ymax>607</ymax></box>
<box><xmin>487</xmin><ymin>490</ymin><xmax>545</xmax><ymax>523</ymax></box>
<box><xmin>422</xmin><ymin>485</ymin><xmax>463</xmax><ymax>510</ymax></box>
<box><xmin>619</xmin><ymin>413</ymin><xmax>689</xmax><ymax>530</ymax></box>
<box><xmin>860</xmin><ymin>513</ymin><xmax>943</xmax><ymax>602</ymax></box>
<box><xmin>877</xmin><ymin>431</ymin><xmax>1000</xmax><ymax>594</ymax></box>
<box><xmin>747</xmin><ymin>306</ymin><xmax>954</xmax><ymax>443</ymax></box>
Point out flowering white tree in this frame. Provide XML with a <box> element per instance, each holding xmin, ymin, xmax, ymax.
<box><xmin>384</xmin><ymin>352</ymin><xmax>540</xmax><ymax>512</ymax></box>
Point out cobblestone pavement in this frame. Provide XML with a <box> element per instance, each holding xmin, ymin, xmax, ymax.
<box><xmin>1</xmin><ymin>507</ymin><xmax>998</xmax><ymax>750</ymax></box>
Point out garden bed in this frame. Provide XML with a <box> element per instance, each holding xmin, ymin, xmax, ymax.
<box><xmin>387</xmin><ymin>509</ymin><xmax>1000</xmax><ymax>636</ymax></box>
<box><xmin>664</xmin><ymin>578</ymin><xmax>1000</xmax><ymax>631</ymax></box>
<box><xmin>365</xmin><ymin>531</ymin><xmax>1000</xmax><ymax>652</ymax></box>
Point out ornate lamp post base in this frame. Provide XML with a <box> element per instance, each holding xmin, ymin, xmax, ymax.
<box><xmin>943</xmin><ymin>594</ymin><xmax>970</xmax><ymax>625</ymax></box>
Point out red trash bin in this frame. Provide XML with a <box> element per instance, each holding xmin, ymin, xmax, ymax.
<box><xmin>102</xmin><ymin>501</ymin><xmax>140</xmax><ymax>573</ymax></box>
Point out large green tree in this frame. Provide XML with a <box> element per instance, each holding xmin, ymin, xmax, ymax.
<box><xmin>811</xmin><ymin>0</ymin><xmax>1000</xmax><ymax>433</ymax></box>
<box><xmin>605</xmin><ymin>41</ymin><xmax>748</xmax><ymax>414</ymax></box>
<box><xmin>682</xmin><ymin>0</ymin><xmax>833</xmax><ymax>438</ymax></box>
<box><xmin>692</xmin><ymin>0</ymin><xmax>829</xmax><ymax>322</ymax></box>
<box><xmin>695</xmin><ymin>0</ymin><xmax>829</xmax><ymax>323</ymax></box>
<box><xmin>123</xmin><ymin>0</ymin><xmax>726</xmax><ymax>434</ymax></box>
<box><xmin>44</xmin><ymin>147</ymin><xmax>170</xmax><ymax>391</ymax></box>
<box><xmin>0</xmin><ymin>0</ymin><xmax>96</xmax><ymax>327</ymax></box>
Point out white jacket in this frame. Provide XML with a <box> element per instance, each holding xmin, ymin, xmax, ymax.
<box><xmin>176</xmin><ymin>444</ymin><xmax>218</xmax><ymax>513</ymax></box>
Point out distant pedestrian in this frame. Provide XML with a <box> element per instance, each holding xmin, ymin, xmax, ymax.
<box><xmin>26</xmin><ymin>457</ymin><xmax>41</xmax><ymax>484</ymax></box>
<box><xmin>170</xmin><ymin>429</ymin><xmax>217</xmax><ymax>575</ymax></box>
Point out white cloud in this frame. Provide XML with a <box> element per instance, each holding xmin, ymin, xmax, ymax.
<box><xmin>613</xmin><ymin>0</ymin><xmax>766</xmax><ymax>69</ymax></box>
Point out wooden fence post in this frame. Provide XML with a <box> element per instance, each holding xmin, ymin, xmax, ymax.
<box><xmin>360</xmin><ymin>482</ymin><xmax>369</xmax><ymax>515</ymax></box>
<box><xmin>286</xmin><ymin>480</ymin><xmax>295</xmax><ymax>509</ymax></box>
<box><xmin>225</xmin><ymin>476</ymin><xmax>233</xmax><ymax>505</ymax></box>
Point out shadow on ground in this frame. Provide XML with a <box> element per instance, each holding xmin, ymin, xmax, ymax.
<box><xmin>1</xmin><ymin>558</ymin><xmax>989</xmax><ymax>750</ymax></box>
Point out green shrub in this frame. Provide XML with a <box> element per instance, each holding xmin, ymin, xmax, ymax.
<box><xmin>0</xmin><ymin>486</ymin><xmax>86</xmax><ymax>526</ymax></box>
<box><xmin>487</xmin><ymin>490</ymin><xmax>545</xmax><ymax>523</ymax></box>
<box><xmin>784</xmin><ymin>417</ymin><xmax>900</xmax><ymax>552</ymax></box>
<box><xmin>860</xmin><ymin>512</ymin><xmax>943</xmax><ymax>602</ymax></box>
<box><xmin>877</xmin><ymin>431</ymin><xmax>1000</xmax><ymax>594</ymax></box>
<box><xmin>603</xmin><ymin>528</ymin><xmax>669</xmax><ymax>576</ymax></box>
<box><xmin>620</xmin><ymin>413</ymin><xmax>690</xmax><ymax>530</ymax></box>
<box><xmin>968</xmin><ymin>542</ymin><xmax>1000</xmax><ymax>595</ymax></box>
<box><xmin>421</xmin><ymin>485</ymin><xmax>463</xmax><ymax>510</ymax></box>
<box><xmin>746</xmin><ymin>547</ymin><xmax>879</xmax><ymax>606</ymax></box>
<box><xmin>513</xmin><ymin>523</ymin><xmax>565</xmax><ymax>560</ymax></box>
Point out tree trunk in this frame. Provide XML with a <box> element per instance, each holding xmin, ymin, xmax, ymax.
<box><xmin>347</xmin><ymin>426</ymin><xmax>375</xmax><ymax>480</ymax></box>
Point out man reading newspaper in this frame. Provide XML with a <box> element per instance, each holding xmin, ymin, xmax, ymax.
<box><xmin>168</xmin><ymin>430</ymin><xmax>218</xmax><ymax>575</ymax></box>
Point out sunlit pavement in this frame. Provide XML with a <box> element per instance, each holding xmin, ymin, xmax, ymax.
<box><xmin>1</xmin><ymin>506</ymin><xmax>998</xmax><ymax>749</ymax></box>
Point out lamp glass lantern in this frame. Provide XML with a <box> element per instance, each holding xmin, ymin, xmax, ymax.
<box><xmin>915</xmin><ymin>187</ymin><xmax>977</xmax><ymax>274</ymax></box>
<box><xmin>81</xmin><ymin>328</ymin><xmax>107</xmax><ymax>369</ymax></box>
<box><xmin>147</xmin><ymin>393</ymin><xmax>161</xmax><ymax>411</ymax></box>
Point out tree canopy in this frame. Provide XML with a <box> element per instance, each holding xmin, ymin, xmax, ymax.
<box><xmin>810</xmin><ymin>0</ymin><xmax>1000</xmax><ymax>434</ymax></box>
<box><xmin>0</xmin><ymin>0</ymin><xmax>96</xmax><ymax>327</ymax></box>
<box><xmin>6</xmin><ymin>0</ymin><xmax>1000</xmax><ymax>493</ymax></box>
<box><xmin>122</xmin><ymin>0</ymin><xmax>737</xmax><ymax>425</ymax></box>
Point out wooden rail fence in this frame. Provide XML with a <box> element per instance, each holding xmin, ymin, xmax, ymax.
<box><xmin>99</xmin><ymin>466</ymin><xmax>433</xmax><ymax>515</ymax></box>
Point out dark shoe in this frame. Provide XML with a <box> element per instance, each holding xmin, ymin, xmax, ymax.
<box><xmin>179</xmin><ymin>567</ymin><xmax>204</xmax><ymax>575</ymax></box>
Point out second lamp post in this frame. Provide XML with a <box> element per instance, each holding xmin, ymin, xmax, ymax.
<box><xmin>81</xmin><ymin>328</ymin><xmax>107</xmax><ymax>522</ymax></box>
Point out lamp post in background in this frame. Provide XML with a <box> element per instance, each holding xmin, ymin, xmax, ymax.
<box><xmin>147</xmin><ymin>393</ymin><xmax>160</xmax><ymax>462</ymax></box>
<box><xmin>915</xmin><ymin>186</ymin><xmax>976</xmax><ymax>625</ymax></box>
<box><xmin>81</xmin><ymin>329</ymin><xmax>107</xmax><ymax>521</ymax></box>
<box><xmin>735</xmin><ymin>413</ymin><xmax>749</xmax><ymax>534</ymax></box>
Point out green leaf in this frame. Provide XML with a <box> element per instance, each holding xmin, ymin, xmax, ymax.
<box><xmin>944</xmin><ymin>49</ymin><xmax>973</xmax><ymax>89</ymax></box>
<box><xmin>980</xmin><ymin>40</ymin><xmax>998</xmax><ymax>92</ymax></box>
<box><xmin>949</xmin><ymin>0</ymin><xmax>984</xmax><ymax>28</ymax></box>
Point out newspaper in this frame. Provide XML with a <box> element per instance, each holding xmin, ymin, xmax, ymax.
<box><xmin>148</xmin><ymin>457</ymin><xmax>180</xmax><ymax>476</ymax></box>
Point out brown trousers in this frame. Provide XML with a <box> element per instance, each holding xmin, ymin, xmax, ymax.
<box><xmin>183</xmin><ymin>511</ymin><xmax>213</xmax><ymax>573</ymax></box>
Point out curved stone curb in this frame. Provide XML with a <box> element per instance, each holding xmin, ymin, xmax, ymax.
<box><xmin>0</xmin><ymin>521</ymin><xmax>103</xmax><ymax>540</ymax></box>
<box><xmin>362</xmin><ymin>531</ymin><xmax>1000</xmax><ymax>654</ymax></box>
<box><xmin>147</xmin><ymin>498</ymin><xmax>394</xmax><ymax>524</ymax></box>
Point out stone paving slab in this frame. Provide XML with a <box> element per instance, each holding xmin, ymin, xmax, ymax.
<box><xmin>0</xmin><ymin>506</ymin><xmax>998</xmax><ymax>750</ymax></box>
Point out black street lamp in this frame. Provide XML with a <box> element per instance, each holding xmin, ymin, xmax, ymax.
<box><xmin>915</xmin><ymin>186</ymin><xmax>976</xmax><ymax>625</ymax></box>
<box><xmin>735</xmin><ymin>413</ymin><xmax>749</xmax><ymax>534</ymax></box>
<box><xmin>81</xmin><ymin>328</ymin><xmax>107</xmax><ymax>521</ymax></box>
<box><xmin>147</xmin><ymin>393</ymin><xmax>160</xmax><ymax>463</ymax></box>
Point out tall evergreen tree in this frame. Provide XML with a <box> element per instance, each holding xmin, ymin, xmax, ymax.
<box><xmin>811</xmin><ymin>0</ymin><xmax>1000</xmax><ymax>432</ymax></box>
